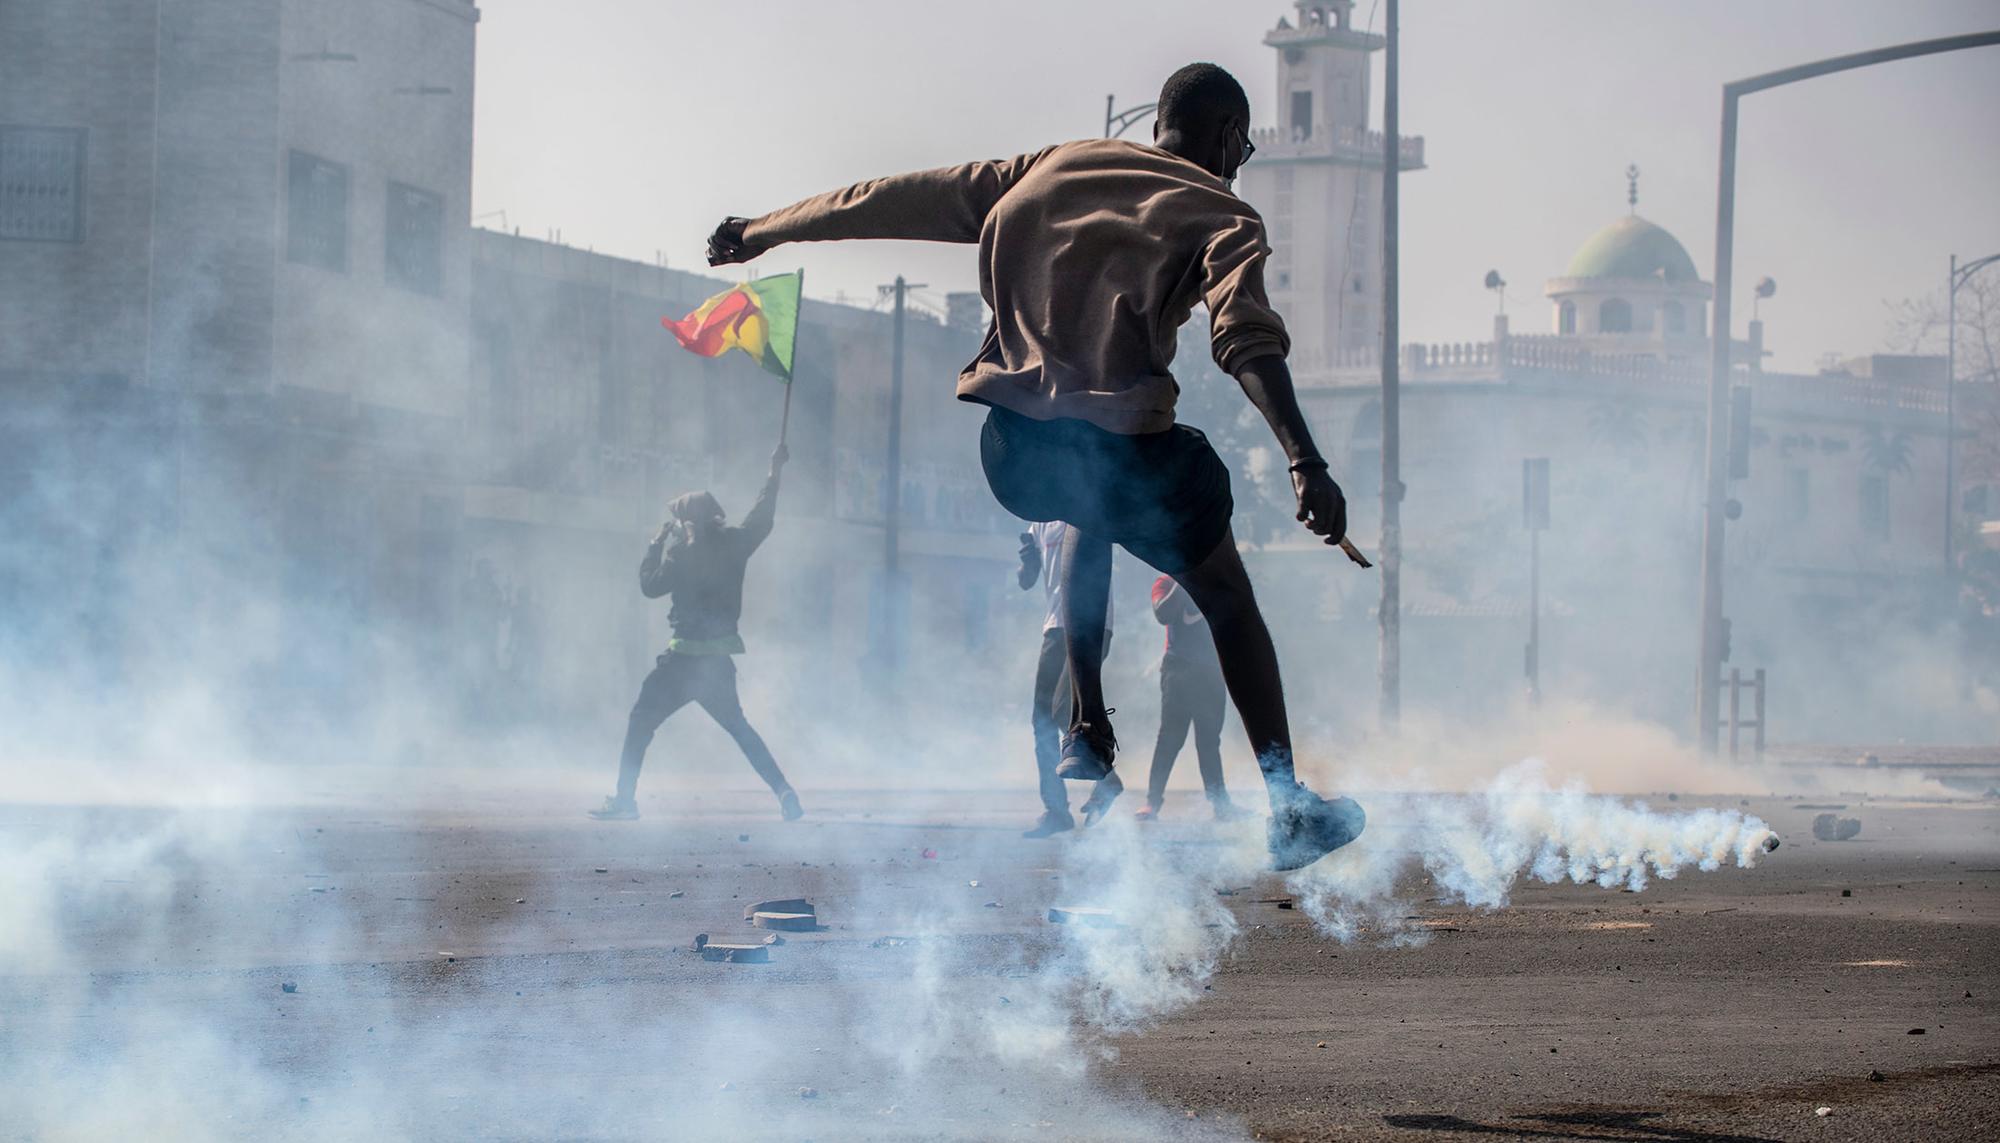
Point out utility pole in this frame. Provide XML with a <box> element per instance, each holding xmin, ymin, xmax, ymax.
<box><xmin>1523</xmin><ymin>458</ymin><xmax>1550</xmax><ymax>707</ymax></box>
<box><xmin>876</xmin><ymin>275</ymin><xmax>924</xmax><ymax>672</ymax></box>
<box><xmin>1948</xmin><ymin>252</ymin><xmax>1958</xmax><ymax>568</ymax></box>
<box><xmin>1946</xmin><ymin>251</ymin><xmax>2000</xmax><ymax>568</ymax></box>
<box><xmin>1378</xmin><ymin>0</ymin><xmax>1403</xmax><ymax>727</ymax></box>
<box><xmin>1695</xmin><ymin>30</ymin><xmax>2000</xmax><ymax>752</ymax></box>
<box><xmin>882</xmin><ymin>275</ymin><xmax>909</xmax><ymax>576</ymax></box>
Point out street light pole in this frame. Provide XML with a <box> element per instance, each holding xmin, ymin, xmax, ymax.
<box><xmin>1104</xmin><ymin>96</ymin><xmax>1159</xmax><ymax>139</ymax></box>
<box><xmin>1378</xmin><ymin>0</ymin><xmax>1403</xmax><ymax>727</ymax></box>
<box><xmin>876</xmin><ymin>275</ymin><xmax>925</xmax><ymax>673</ymax></box>
<box><xmin>1695</xmin><ymin>29</ymin><xmax>2000</xmax><ymax>753</ymax></box>
<box><xmin>1946</xmin><ymin>251</ymin><xmax>2000</xmax><ymax>568</ymax></box>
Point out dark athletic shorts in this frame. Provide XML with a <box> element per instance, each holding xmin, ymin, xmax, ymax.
<box><xmin>979</xmin><ymin>406</ymin><xmax>1233</xmax><ymax>575</ymax></box>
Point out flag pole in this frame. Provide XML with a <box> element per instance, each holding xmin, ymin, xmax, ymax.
<box><xmin>778</xmin><ymin>267</ymin><xmax>802</xmax><ymax>446</ymax></box>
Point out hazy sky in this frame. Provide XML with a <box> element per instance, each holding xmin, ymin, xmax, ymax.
<box><xmin>471</xmin><ymin>1</ymin><xmax>2000</xmax><ymax>374</ymax></box>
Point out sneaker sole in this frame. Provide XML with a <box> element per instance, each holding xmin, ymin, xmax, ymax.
<box><xmin>1055</xmin><ymin>757</ymin><xmax>1113</xmax><ymax>781</ymax></box>
<box><xmin>1267</xmin><ymin>797</ymin><xmax>1366</xmax><ymax>871</ymax></box>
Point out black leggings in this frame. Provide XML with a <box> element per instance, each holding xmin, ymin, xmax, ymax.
<box><xmin>616</xmin><ymin>652</ymin><xmax>790</xmax><ymax>800</ymax></box>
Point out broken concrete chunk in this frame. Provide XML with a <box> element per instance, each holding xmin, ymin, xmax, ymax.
<box><xmin>753</xmin><ymin>911</ymin><xmax>818</xmax><ymax>932</ymax></box>
<box><xmin>1047</xmin><ymin>905</ymin><xmax>1120</xmax><ymax>927</ymax></box>
<box><xmin>280</xmin><ymin>982</ymin><xmax>298</xmax><ymax>994</ymax></box>
<box><xmin>695</xmin><ymin>939</ymin><xmax>771</xmax><ymax>964</ymax></box>
<box><xmin>1813</xmin><ymin>814</ymin><xmax>1862</xmax><ymax>841</ymax></box>
<box><xmin>743</xmin><ymin>898</ymin><xmax>814</xmax><ymax>922</ymax></box>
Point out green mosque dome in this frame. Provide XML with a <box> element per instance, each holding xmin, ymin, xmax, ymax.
<box><xmin>1564</xmin><ymin>215</ymin><xmax>1701</xmax><ymax>284</ymax></box>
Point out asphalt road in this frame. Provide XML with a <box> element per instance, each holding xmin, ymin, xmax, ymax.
<box><xmin>1</xmin><ymin>786</ymin><xmax>1993</xmax><ymax>1141</ymax></box>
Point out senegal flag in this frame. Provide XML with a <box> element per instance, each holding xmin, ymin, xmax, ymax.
<box><xmin>662</xmin><ymin>271</ymin><xmax>801</xmax><ymax>382</ymax></box>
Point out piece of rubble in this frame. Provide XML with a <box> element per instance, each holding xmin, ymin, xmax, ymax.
<box><xmin>738</xmin><ymin>834</ymin><xmax>750</xmax><ymax>842</ymax></box>
<box><xmin>280</xmin><ymin>982</ymin><xmax>298</xmax><ymax>994</ymax></box>
<box><xmin>692</xmin><ymin>933</ymin><xmax>771</xmax><ymax>964</ymax></box>
<box><xmin>668</xmin><ymin>890</ymin><xmax>685</xmax><ymax>899</ymax></box>
<box><xmin>798</xmin><ymin>1087</ymin><xmax>819</xmax><ymax>1100</ymax></box>
<box><xmin>594</xmin><ymin>867</ymin><xmax>609</xmax><ymax>874</ymax></box>
<box><xmin>744</xmin><ymin>897</ymin><xmax>813</xmax><ymax>921</ymax></box>
<box><xmin>1812</xmin><ymin>814</ymin><xmax>1862</xmax><ymax>842</ymax></box>
<box><xmin>1815</xmin><ymin>1106</ymin><xmax>1833</xmax><ymax>1117</ymax></box>
<box><xmin>762</xmin><ymin>933</ymin><xmax>784</xmax><ymax>946</ymax></box>
<box><xmin>744</xmin><ymin>898</ymin><xmax>819</xmax><ymax>931</ymax></box>
<box><xmin>871</xmin><ymin>936</ymin><xmax>916</xmax><ymax>948</ymax></box>
<box><xmin>1047</xmin><ymin>905</ymin><xmax>1120</xmax><ymax>927</ymax></box>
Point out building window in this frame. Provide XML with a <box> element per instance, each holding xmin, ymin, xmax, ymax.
<box><xmin>1859</xmin><ymin>473</ymin><xmax>1888</xmax><ymax>538</ymax></box>
<box><xmin>385</xmin><ymin>181</ymin><xmax>443</xmax><ymax>294</ymax></box>
<box><xmin>1663</xmin><ymin>300</ymin><xmax>1686</xmax><ymax>335</ymax></box>
<box><xmin>1291</xmin><ymin>91</ymin><xmax>1314</xmax><ymax>140</ymax></box>
<box><xmin>1786</xmin><ymin>468</ymin><xmax>1809</xmax><ymax>523</ymax></box>
<box><xmin>287</xmin><ymin>150</ymin><xmax>348</xmax><ymax>271</ymax></box>
<box><xmin>1558</xmin><ymin>300</ymin><xmax>1576</xmax><ymax>335</ymax></box>
<box><xmin>1599</xmin><ymin>297</ymin><xmax>1633</xmax><ymax>333</ymax></box>
<box><xmin>0</xmin><ymin>126</ymin><xmax>85</xmax><ymax>242</ymax></box>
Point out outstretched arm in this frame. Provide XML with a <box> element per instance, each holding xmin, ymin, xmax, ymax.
<box><xmin>1016</xmin><ymin>531</ymin><xmax>1042</xmax><ymax>591</ymax></box>
<box><xmin>1233</xmin><ymin>354</ymin><xmax>1347</xmax><ymax>547</ymax></box>
<box><xmin>708</xmin><ymin>147</ymin><xmax>1057</xmax><ymax>265</ymax></box>
<box><xmin>739</xmin><ymin>445</ymin><xmax>788</xmax><ymax>551</ymax></box>
<box><xmin>1199</xmin><ymin>211</ymin><xmax>1346</xmax><ymax>547</ymax></box>
<box><xmin>639</xmin><ymin>524</ymin><xmax>683</xmax><ymax>599</ymax></box>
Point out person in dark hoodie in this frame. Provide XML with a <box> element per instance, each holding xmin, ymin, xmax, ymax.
<box><xmin>700</xmin><ymin>63</ymin><xmax>1361</xmax><ymax>868</ymax></box>
<box><xmin>589</xmin><ymin>445</ymin><xmax>802</xmax><ymax>822</ymax></box>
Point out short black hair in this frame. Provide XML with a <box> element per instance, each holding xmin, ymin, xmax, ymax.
<box><xmin>1157</xmin><ymin>63</ymin><xmax>1250</xmax><ymax>133</ymax></box>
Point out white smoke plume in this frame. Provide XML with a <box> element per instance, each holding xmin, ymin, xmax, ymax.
<box><xmin>1288</xmin><ymin>760</ymin><xmax>1779</xmax><ymax>944</ymax></box>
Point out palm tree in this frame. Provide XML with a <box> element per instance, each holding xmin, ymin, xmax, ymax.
<box><xmin>1860</xmin><ymin>424</ymin><xmax>1913</xmax><ymax>476</ymax></box>
<box><xmin>1586</xmin><ymin>399</ymin><xmax>1649</xmax><ymax>456</ymax></box>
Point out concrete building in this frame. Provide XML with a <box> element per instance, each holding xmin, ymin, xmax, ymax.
<box><xmin>1284</xmin><ymin>195</ymin><xmax>1959</xmax><ymax>731</ymax></box>
<box><xmin>0</xmin><ymin>0</ymin><xmax>479</xmax><ymax>721</ymax></box>
<box><xmin>1236</xmin><ymin>0</ymin><xmax>1426</xmax><ymax>371</ymax></box>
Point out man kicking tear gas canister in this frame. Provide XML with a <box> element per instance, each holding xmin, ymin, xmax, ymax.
<box><xmin>590</xmin><ymin>445</ymin><xmax>804</xmax><ymax>823</ymax></box>
<box><xmin>703</xmin><ymin>63</ymin><xmax>1363</xmax><ymax>869</ymax></box>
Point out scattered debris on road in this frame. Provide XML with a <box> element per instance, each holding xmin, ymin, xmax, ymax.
<box><xmin>1047</xmin><ymin>905</ymin><xmax>1119</xmax><ymax>927</ymax></box>
<box><xmin>280</xmin><ymin>982</ymin><xmax>297</xmax><ymax>994</ymax></box>
<box><xmin>744</xmin><ymin>898</ymin><xmax>818</xmax><ymax>930</ymax></box>
<box><xmin>693</xmin><ymin>933</ymin><xmax>771</xmax><ymax>963</ymax></box>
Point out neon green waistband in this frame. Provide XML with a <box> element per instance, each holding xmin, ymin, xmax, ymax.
<box><xmin>667</xmin><ymin>634</ymin><xmax>746</xmax><ymax>656</ymax></box>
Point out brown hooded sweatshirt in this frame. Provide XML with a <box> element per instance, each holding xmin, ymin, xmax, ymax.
<box><xmin>743</xmin><ymin>138</ymin><xmax>1289</xmax><ymax>436</ymax></box>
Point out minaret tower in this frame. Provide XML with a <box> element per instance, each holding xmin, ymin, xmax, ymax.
<box><xmin>1236</xmin><ymin>1</ymin><xmax>1425</xmax><ymax>372</ymax></box>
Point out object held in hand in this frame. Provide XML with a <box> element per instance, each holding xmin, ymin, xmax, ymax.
<box><xmin>1338</xmin><ymin>538</ymin><xmax>1373</xmax><ymax>568</ymax></box>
